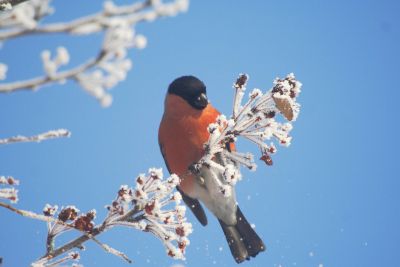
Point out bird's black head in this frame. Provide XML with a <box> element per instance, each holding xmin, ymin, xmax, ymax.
<box><xmin>168</xmin><ymin>76</ymin><xmax>208</xmax><ymax>110</ymax></box>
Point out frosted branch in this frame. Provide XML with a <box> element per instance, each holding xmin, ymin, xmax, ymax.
<box><xmin>0</xmin><ymin>0</ymin><xmax>188</xmax><ymax>106</ymax></box>
<box><xmin>0</xmin><ymin>129</ymin><xmax>71</xmax><ymax>145</ymax></box>
<box><xmin>192</xmin><ymin>73</ymin><xmax>302</xmax><ymax>196</ymax></box>
<box><xmin>0</xmin><ymin>169</ymin><xmax>192</xmax><ymax>265</ymax></box>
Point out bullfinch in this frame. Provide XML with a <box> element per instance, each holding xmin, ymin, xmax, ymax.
<box><xmin>158</xmin><ymin>76</ymin><xmax>265</xmax><ymax>263</ymax></box>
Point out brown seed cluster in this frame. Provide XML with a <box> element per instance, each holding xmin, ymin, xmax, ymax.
<box><xmin>260</xmin><ymin>154</ymin><xmax>273</xmax><ymax>166</ymax></box>
<box><xmin>74</xmin><ymin>210</ymin><xmax>96</xmax><ymax>232</ymax></box>
<box><xmin>58</xmin><ymin>207</ymin><xmax>78</xmax><ymax>222</ymax></box>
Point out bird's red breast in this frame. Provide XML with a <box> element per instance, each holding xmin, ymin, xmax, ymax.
<box><xmin>158</xmin><ymin>94</ymin><xmax>221</xmax><ymax>194</ymax></box>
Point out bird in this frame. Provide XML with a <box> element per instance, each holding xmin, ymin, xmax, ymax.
<box><xmin>158</xmin><ymin>75</ymin><xmax>265</xmax><ymax>263</ymax></box>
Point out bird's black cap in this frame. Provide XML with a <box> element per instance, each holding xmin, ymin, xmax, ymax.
<box><xmin>168</xmin><ymin>76</ymin><xmax>208</xmax><ymax>110</ymax></box>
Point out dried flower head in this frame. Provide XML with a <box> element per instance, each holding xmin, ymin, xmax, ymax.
<box><xmin>58</xmin><ymin>206</ymin><xmax>79</xmax><ymax>222</ymax></box>
<box><xmin>192</xmin><ymin>73</ymin><xmax>302</xmax><ymax>196</ymax></box>
<box><xmin>104</xmin><ymin>169</ymin><xmax>192</xmax><ymax>260</ymax></box>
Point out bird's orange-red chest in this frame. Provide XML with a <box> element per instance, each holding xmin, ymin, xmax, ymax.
<box><xmin>159</xmin><ymin>94</ymin><xmax>220</xmax><ymax>193</ymax></box>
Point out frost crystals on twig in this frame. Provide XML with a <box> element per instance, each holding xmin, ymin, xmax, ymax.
<box><xmin>0</xmin><ymin>129</ymin><xmax>70</xmax><ymax>145</ymax></box>
<box><xmin>193</xmin><ymin>73</ymin><xmax>302</xmax><ymax>196</ymax></box>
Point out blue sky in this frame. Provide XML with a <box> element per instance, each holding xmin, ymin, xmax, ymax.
<box><xmin>1</xmin><ymin>0</ymin><xmax>399</xmax><ymax>267</ymax></box>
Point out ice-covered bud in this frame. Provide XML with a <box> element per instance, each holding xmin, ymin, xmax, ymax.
<box><xmin>268</xmin><ymin>143</ymin><xmax>277</xmax><ymax>154</ymax></box>
<box><xmin>100</xmin><ymin>94</ymin><xmax>113</xmax><ymax>107</ymax></box>
<box><xmin>55</xmin><ymin>47</ymin><xmax>70</xmax><ymax>66</ymax></box>
<box><xmin>155</xmin><ymin>183</ymin><xmax>168</xmax><ymax>196</ymax></box>
<box><xmin>149</xmin><ymin>168</ymin><xmax>163</xmax><ymax>180</ymax></box>
<box><xmin>103</xmin><ymin>0</ymin><xmax>117</xmax><ymax>13</ymax></box>
<box><xmin>144</xmin><ymin>200</ymin><xmax>159</xmax><ymax>215</ymax></box>
<box><xmin>0</xmin><ymin>176</ymin><xmax>19</xmax><ymax>185</ymax></box>
<box><xmin>167</xmin><ymin>244</ymin><xmax>184</xmax><ymax>260</ymax></box>
<box><xmin>176</xmin><ymin>0</ymin><xmax>189</xmax><ymax>12</ymax></box>
<box><xmin>43</xmin><ymin>204</ymin><xmax>58</xmax><ymax>217</ymax></box>
<box><xmin>86</xmin><ymin>209</ymin><xmax>97</xmax><ymax>220</ymax></box>
<box><xmin>171</xmin><ymin>191</ymin><xmax>182</xmax><ymax>204</ymax></box>
<box><xmin>103</xmin><ymin>20</ymin><xmax>134</xmax><ymax>54</ymax></box>
<box><xmin>167</xmin><ymin>174</ymin><xmax>180</xmax><ymax>186</ymax></box>
<box><xmin>118</xmin><ymin>185</ymin><xmax>133</xmax><ymax>202</ymax></box>
<box><xmin>175</xmin><ymin>205</ymin><xmax>186</xmax><ymax>221</ymax></box>
<box><xmin>271</xmin><ymin>122</ymin><xmax>293</xmax><ymax>146</ymax></box>
<box><xmin>234</xmin><ymin>73</ymin><xmax>249</xmax><ymax>90</ymax></box>
<box><xmin>0</xmin><ymin>63</ymin><xmax>8</xmax><ymax>80</ymax></box>
<box><xmin>58</xmin><ymin>206</ymin><xmax>79</xmax><ymax>222</ymax></box>
<box><xmin>41</xmin><ymin>50</ymin><xmax>56</xmax><ymax>76</ymax></box>
<box><xmin>134</xmin><ymin>188</ymin><xmax>148</xmax><ymax>200</ymax></box>
<box><xmin>41</xmin><ymin>47</ymin><xmax>70</xmax><ymax>77</ymax></box>
<box><xmin>0</xmin><ymin>188</ymin><xmax>18</xmax><ymax>203</ymax></box>
<box><xmin>249</xmin><ymin>88</ymin><xmax>262</xmax><ymax>99</ymax></box>
<box><xmin>74</xmin><ymin>210</ymin><xmax>96</xmax><ymax>232</ymax></box>
<box><xmin>260</xmin><ymin>153</ymin><xmax>273</xmax><ymax>166</ymax></box>
<box><xmin>175</xmin><ymin>222</ymin><xmax>193</xmax><ymax>237</ymax></box>
<box><xmin>216</xmin><ymin>114</ymin><xmax>227</xmax><ymax>126</ymax></box>
<box><xmin>134</xmin><ymin>34</ymin><xmax>147</xmax><ymax>49</ymax></box>
<box><xmin>68</xmin><ymin>252</ymin><xmax>80</xmax><ymax>260</ymax></box>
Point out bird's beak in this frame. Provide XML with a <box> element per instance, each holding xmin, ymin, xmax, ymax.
<box><xmin>194</xmin><ymin>93</ymin><xmax>208</xmax><ymax>109</ymax></box>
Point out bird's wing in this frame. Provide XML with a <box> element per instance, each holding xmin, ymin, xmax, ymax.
<box><xmin>176</xmin><ymin>186</ymin><xmax>208</xmax><ymax>226</ymax></box>
<box><xmin>158</xmin><ymin>141</ymin><xmax>208</xmax><ymax>226</ymax></box>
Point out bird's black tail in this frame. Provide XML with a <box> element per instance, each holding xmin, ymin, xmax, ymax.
<box><xmin>219</xmin><ymin>206</ymin><xmax>266</xmax><ymax>263</ymax></box>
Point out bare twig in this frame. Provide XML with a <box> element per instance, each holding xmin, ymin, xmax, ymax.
<box><xmin>0</xmin><ymin>129</ymin><xmax>71</xmax><ymax>145</ymax></box>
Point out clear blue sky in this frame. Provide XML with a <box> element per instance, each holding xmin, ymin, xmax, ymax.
<box><xmin>1</xmin><ymin>0</ymin><xmax>399</xmax><ymax>267</ymax></box>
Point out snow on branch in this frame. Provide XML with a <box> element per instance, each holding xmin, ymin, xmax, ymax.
<box><xmin>0</xmin><ymin>129</ymin><xmax>71</xmax><ymax>145</ymax></box>
<box><xmin>0</xmin><ymin>0</ymin><xmax>189</xmax><ymax>107</ymax></box>
<box><xmin>0</xmin><ymin>169</ymin><xmax>192</xmax><ymax>266</ymax></box>
<box><xmin>191</xmin><ymin>73</ymin><xmax>302</xmax><ymax>195</ymax></box>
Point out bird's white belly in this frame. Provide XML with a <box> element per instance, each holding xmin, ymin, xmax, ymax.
<box><xmin>190</xmin><ymin>166</ymin><xmax>237</xmax><ymax>226</ymax></box>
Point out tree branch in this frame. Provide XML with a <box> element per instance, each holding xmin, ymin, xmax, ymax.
<box><xmin>0</xmin><ymin>51</ymin><xmax>105</xmax><ymax>93</ymax></box>
<box><xmin>0</xmin><ymin>0</ymin><xmax>189</xmax><ymax>106</ymax></box>
<box><xmin>0</xmin><ymin>129</ymin><xmax>71</xmax><ymax>145</ymax></box>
